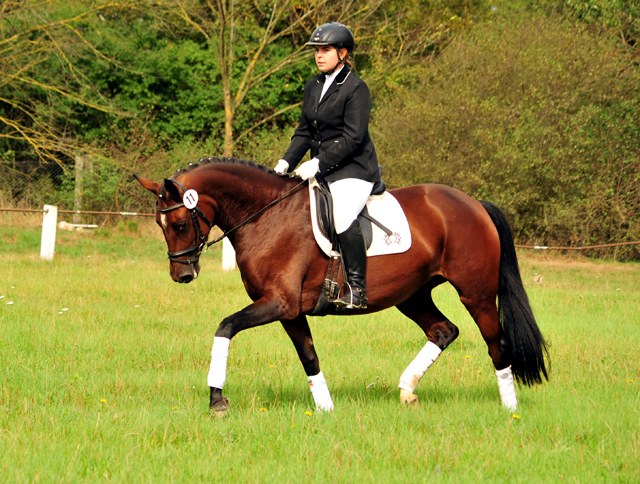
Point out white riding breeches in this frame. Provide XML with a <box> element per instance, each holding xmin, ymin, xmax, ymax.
<box><xmin>329</xmin><ymin>178</ymin><xmax>374</xmax><ymax>234</ymax></box>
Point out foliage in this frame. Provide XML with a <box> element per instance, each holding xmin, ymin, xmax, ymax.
<box><xmin>2</xmin><ymin>1</ymin><xmax>639</xmax><ymax>259</ymax></box>
<box><xmin>532</xmin><ymin>0</ymin><xmax>639</xmax><ymax>58</ymax></box>
<box><xmin>363</xmin><ymin>0</ymin><xmax>491</xmax><ymax>90</ymax></box>
<box><xmin>372</xmin><ymin>11</ymin><xmax>640</xmax><ymax>259</ymax></box>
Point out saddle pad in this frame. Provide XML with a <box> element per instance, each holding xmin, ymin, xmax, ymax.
<box><xmin>309</xmin><ymin>177</ymin><xmax>412</xmax><ymax>257</ymax></box>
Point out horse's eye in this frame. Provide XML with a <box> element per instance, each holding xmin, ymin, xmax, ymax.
<box><xmin>173</xmin><ymin>221</ymin><xmax>187</xmax><ymax>232</ymax></box>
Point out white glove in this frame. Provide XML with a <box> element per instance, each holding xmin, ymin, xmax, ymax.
<box><xmin>294</xmin><ymin>158</ymin><xmax>320</xmax><ymax>180</ymax></box>
<box><xmin>274</xmin><ymin>159</ymin><xmax>289</xmax><ymax>174</ymax></box>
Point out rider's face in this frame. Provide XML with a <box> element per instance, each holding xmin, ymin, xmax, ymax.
<box><xmin>314</xmin><ymin>46</ymin><xmax>346</xmax><ymax>73</ymax></box>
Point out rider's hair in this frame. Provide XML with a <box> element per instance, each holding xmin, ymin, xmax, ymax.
<box><xmin>343</xmin><ymin>54</ymin><xmax>354</xmax><ymax>70</ymax></box>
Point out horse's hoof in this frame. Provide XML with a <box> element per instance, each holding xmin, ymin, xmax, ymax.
<box><xmin>210</xmin><ymin>397</ymin><xmax>230</xmax><ymax>418</ymax></box>
<box><xmin>400</xmin><ymin>389</ymin><xmax>419</xmax><ymax>407</ymax></box>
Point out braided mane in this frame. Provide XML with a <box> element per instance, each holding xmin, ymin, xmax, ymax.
<box><xmin>173</xmin><ymin>157</ymin><xmax>274</xmax><ymax>177</ymax></box>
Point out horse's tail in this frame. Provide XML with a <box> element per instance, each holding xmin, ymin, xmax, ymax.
<box><xmin>480</xmin><ymin>201</ymin><xmax>549</xmax><ymax>386</ymax></box>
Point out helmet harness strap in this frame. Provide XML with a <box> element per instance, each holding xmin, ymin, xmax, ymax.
<box><xmin>325</xmin><ymin>46</ymin><xmax>347</xmax><ymax>75</ymax></box>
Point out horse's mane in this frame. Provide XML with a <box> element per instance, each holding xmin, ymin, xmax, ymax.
<box><xmin>174</xmin><ymin>157</ymin><xmax>275</xmax><ymax>177</ymax></box>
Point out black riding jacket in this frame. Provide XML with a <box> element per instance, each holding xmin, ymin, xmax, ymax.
<box><xmin>283</xmin><ymin>66</ymin><xmax>380</xmax><ymax>183</ymax></box>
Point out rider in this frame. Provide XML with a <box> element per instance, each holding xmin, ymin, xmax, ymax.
<box><xmin>274</xmin><ymin>22</ymin><xmax>380</xmax><ymax>310</ymax></box>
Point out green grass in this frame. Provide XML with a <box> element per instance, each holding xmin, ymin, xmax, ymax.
<box><xmin>1</xmin><ymin>218</ymin><xmax>639</xmax><ymax>482</ymax></box>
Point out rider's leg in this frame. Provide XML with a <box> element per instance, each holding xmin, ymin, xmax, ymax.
<box><xmin>329</xmin><ymin>178</ymin><xmax>373</xmax><ymax>309</ymax></box>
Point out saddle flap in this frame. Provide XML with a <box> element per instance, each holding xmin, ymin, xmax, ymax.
<box><xmin>313</xmin><ymin>176</ymin><xmax>373</xmax><ymax>251</ymax></box>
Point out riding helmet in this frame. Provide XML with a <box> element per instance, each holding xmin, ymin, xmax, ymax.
<box><xmin>306</xmin><ymin>22</ymin><xmax>355</xmax><ymax>54</ymax></box>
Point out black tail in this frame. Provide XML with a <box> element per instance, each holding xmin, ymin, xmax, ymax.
<box><xmin>480</xmin><ymin>201</ymin><xmax>549</xmax><ymax>386</ymax></box>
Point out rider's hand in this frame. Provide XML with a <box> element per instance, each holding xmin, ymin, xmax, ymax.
<box><xmin>274</xmin><ymin>159</ymin><xmax>289</xmax><ymax>174</ymax></box>
<box><xmin>294</xmin><ymin>158</ymin><xmax>320</xmax><ymax>180</ymax></box>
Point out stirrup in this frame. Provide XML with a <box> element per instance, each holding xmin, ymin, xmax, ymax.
<box><xmin>334</xmin><ymin>284</ymin><xmax>367</xmax><ymax>310</ymax></box>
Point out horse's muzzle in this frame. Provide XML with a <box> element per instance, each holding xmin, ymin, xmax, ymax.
<box><xmin>171</xmin><ymin>262</ymin><xmax>199</xmax><ymax>283</ymax></box>
<box><xmin>179</xmin><ymin>274</ymin><xmax>194</xmax><ymax>284</ymax></box>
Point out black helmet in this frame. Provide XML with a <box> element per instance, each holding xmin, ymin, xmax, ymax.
<box><xmin>306</xmin><ymin>22</ymin><xmax>355</xmax><ymax>54</ymax></box>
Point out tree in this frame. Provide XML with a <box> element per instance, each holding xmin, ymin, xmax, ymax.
<box><xmin>170</xmin><ymin>0</ymin><xmax>383</xmax><ymax>156</ymax></box>
<box><xmin>0</xmin><ymin>1</ymin><xmax>121</xmax><ymax>166</ymax></box>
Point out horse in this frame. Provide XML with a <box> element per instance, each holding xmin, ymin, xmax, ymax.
<box><xmin>135</xmin><ymin>157</ymin><xmax>548</xmax><ymax>415</ymax></box>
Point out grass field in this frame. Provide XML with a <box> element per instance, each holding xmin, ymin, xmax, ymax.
<box><xmin>1</xmin><ymin>215</ymin><xmax>639</xmax><ymax>482</ymax></box>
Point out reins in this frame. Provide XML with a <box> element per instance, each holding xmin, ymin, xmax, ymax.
<box><xmin>207</xmin><ymin>179</ymin><xmax>306</xmax><ymax>246</ymax></box>
<box><xmin>157</xmin><ymin>175</ymin><xmax>306</xmax><ymax>265</ymax></box>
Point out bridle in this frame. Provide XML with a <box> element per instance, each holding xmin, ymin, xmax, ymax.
<box><xmin>156</xmin><ymin>178</ymin><xmax>214</xmax><ymax>265</ymax></box>
<box><xmin>156</xmin><ymin>176</ymin><xmax>306</xmax><ymax>266</ymax></box>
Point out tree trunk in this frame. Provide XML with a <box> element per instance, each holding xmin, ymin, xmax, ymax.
<box><xmin>223</xmin><ymin>102</ymin><xmax>234</xmax><ymax>157</ymax></box>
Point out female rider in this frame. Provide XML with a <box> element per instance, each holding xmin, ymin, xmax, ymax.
<box><xmin>274</xmin><ymin>22</ymin><xmax>380</xmax><ymax>310</ymax></box>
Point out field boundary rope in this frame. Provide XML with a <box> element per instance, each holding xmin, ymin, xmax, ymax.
<box><xmin>515</xmin><ymin>241</ymin><xmax>640</xmax><ymax>251</ymax></box>
<box><xmin>0</xmin><ymin>207</ymin><xmax>154</xmax><ymax>217</ymax></box>
<box><xmin>2</xmin><ymin>207</ymin><xmax>638</xmax><ymax>256</ymax></box>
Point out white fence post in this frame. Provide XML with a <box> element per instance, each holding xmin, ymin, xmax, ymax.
<box><xmin>41</xmin><ymin>205</ymin><xmax>58</xmax><ymax>261</ymax></box>
<box><xmin>222</xmin><ymin>237</ymin><xmax>236</xmax><ymax>271</ymax></box>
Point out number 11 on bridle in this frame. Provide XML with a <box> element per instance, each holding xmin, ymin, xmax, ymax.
<box><xmin>135</xmin><ymin>157</ymin><xmax>548</xmax><ymax>416</ymax></box>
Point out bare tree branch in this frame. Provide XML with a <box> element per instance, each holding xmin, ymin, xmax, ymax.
<box><xmin>235</xmin><ymin>100</ymin><xmax>302</xmax><ymax>142</ymax></box>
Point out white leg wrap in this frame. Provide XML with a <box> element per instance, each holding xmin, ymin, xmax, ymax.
<box><xmin>496</xmin><ymin>366</ymin><xmax>518</xmax><ymax>411</ymax></box>
<box><xmin>398</xmin><ymin>341</ymin><xmax>442</xmax><ymax>393</ymax></box>
<box><xmin>308</xmin><ymin>371</ymin><xmax>334</xmax><ymax>411</ymax></box>
<box><xmin>207</xmin><ymin>337</ymin><xmax>230</xmax><ymax>389</ymax></box>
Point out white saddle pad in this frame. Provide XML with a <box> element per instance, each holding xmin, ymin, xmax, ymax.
<box><xmin>309</xmin><ymin>177</ymin><xmax>412</xmax><ymax>258</ymax></box>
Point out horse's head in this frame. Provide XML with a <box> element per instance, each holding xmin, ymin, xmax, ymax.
<box><xmin>135</xmin><ymin>174</ymin><xmax>216</xmax><ymax>283</ymax></box>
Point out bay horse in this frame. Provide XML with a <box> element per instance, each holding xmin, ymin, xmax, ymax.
<box><xmin>135</xmin><ymin>157</ymin><xmax>547</xmax><ymax>415</ymax></box>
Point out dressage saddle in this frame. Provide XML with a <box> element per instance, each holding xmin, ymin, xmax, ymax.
<box><xmin>313</xmin><ymin>169</ymin><xmax>391</xmax><ymax>253</ymax></box>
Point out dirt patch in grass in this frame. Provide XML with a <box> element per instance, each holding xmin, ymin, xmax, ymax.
<box><xmin>2</xmin><ymin>234</ymin><xmax>18</xmax><ymax>244</ymax></box>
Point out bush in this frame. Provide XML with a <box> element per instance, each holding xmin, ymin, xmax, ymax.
<box><xmin>372</xmin><ymin>11</ymin><xmax>640</xmax><ymax>259</ymax></box>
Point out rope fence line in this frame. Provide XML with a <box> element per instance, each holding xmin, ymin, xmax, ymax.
<box><xmin>515</xmin><ymin>241</ymin><xmax>640</xmax><ymax>251</ymax></box>
<box><xmin>2</xmin><ymin>207</ymin><xmax>638</xmax><ymax>257</ymax></box>
<box><xmin>0</xmin><ymin>207</ymin><xmax>154</xmax><ymax>217</ymax></box>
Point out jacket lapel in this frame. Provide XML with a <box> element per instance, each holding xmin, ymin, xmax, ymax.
<box><xmin>311</xmin><ymin>75</ymin><xmax>324</xmax><ymax>106</ymax></box>
<box><xmin>318</xmin><ymin>67</ymin><xmax>351</xmax><ymax>106</ymax></box>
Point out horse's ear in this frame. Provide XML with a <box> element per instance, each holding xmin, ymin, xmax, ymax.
<box><xmin>133</xmin><ymin>174</ymin><xmax>161</xmax><ymax>195</ymax></box>
<box><xmin>163</xmin><ymin>178</ymin><xmax>182</xmax><ymax>201</ymax></box>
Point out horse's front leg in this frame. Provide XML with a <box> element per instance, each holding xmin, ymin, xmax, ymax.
<box><xmin>281</xmin><ymin>316</ymin><xmax>334</xmax><ymax>411</ymax></box>
<box><xmin>208</xmin><ymin>296</ymin><xmax>288</xmax><ymax>416</ymax></box>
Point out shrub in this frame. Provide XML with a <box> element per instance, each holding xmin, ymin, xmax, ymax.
<box><xmin>372</xmin><ymin>12</ymin><xmax>640</xmax><ymax>259</ymax></box>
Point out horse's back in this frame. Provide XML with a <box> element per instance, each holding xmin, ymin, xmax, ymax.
<box><xmin>389</xmin><ymin>184</ymin><xmax>501</xmax><ymax>286</ymax></box>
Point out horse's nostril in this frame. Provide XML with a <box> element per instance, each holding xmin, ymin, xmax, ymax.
<box><xmin>179</xmin><ymin>274</ymin><xmax>194</xmax><ymax>284</ymax></box>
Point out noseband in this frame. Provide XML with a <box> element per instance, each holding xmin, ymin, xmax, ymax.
<box><xmin>156</xmin><ymin>178</ymin><xmax>214</xmax><ymax>265</ymax></box>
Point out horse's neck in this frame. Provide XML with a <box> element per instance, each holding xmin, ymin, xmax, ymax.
<box><xmin>205</xmin><ymin>166</ymin><xmax>287</xmax><ymax>233</ymax></box>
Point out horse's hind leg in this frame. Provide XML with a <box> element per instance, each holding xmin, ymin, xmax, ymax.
<box><xmin>395</xmin><ymin>280</ymin><xmax>459</xmax><ymax>407</ymax></box>
<box><xmin>281</xmin><ymin>315</ymin><xmax>334</xmax><ymax>411</ymax></box>
<box><xmin>458</xmin><ymin>295</ymin><xmax>517</xmax><ymax>411</ymax></box>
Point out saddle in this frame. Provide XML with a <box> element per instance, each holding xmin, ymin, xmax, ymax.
<box><xmin>313</xmin><ymin>172</ymin><xmax>392</xmax><ymax>252</ymax></box>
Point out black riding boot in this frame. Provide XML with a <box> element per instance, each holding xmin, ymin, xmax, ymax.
<box><xmin>334</xmin><ymin>220</ymin><xmax>368</xmax><ymax>309</ymax></box>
